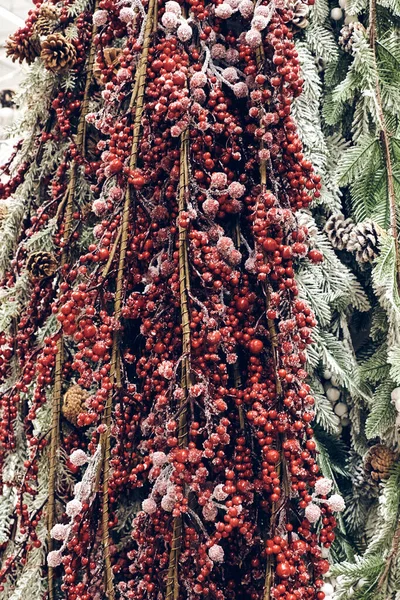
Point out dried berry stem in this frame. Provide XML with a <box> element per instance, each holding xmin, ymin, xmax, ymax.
<box><xmin>47</xmin><ymin>19</ymin><xmax>97</xmax><ymax>594</ymax></box>
<box><xmin>166</xmin><ymin>128</ymin><xmax>191</xmax><ymax>600</ymax></box>
<box><xmin>99</xmin><ymin>3</ymin><xmax>156</xmax><ymax>597</ymax></box>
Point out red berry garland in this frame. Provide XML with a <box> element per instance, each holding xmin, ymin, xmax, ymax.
<box><xmin>0</xmin><ymin>0</ymin><xmax>343</xmax><ymax>598</ymax></box>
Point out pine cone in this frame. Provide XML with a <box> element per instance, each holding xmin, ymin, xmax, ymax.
<box><xmin>5</xmin><ymin>33</ymin><xmax>41</xmax><ymax>65</ymax></box>
<box><xmin>324</xmin><ymin>213</ymin><xmax>355</xmax><ymax>251</ymax></box>
<box><xmin>40</xmin><ymin>33</ymin><xmax>77</xmax><ymax>72</ymax></box>
<box><xmin>339</xmin><ymin>22</ymin><xmax>366</xmax><ymax>54</ymax></box>
<box><xmin>35</xmin><ymin>3</ymin><xmax>60</xmax><ymax>36</ymax></box>
<box><xmin>291</xmin><ymin>0</ymin><xmax>310</xmax><ymax>29</ymax></box>
<box><xmin>26</xmin><ymin>251</ymin><xmax>58</xmax><ymax>279</ymax></box>
<box><xmin>346</xmin><ymin>219</ymin><xmax>380</xmax><ymax>263</ymax></box>
<box><xmin>93</xmin><ymin>47</ymin><xmax>122</xmax><ymax>85</ymax></box>
<box><xmin>364</xmin><ymin>444</ymin><xmax>397</xmax><ymax>482</ymax></box>
<box><xmin>62</xmin><ymin>385</ymin><xmax>89</xmax><ymax>426</ymax></box>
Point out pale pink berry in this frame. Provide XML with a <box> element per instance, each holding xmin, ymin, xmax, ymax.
<box><xmin>66</xmin><ymin>499</ymin><xmax>83</xmax><ymax>517</ymax></box>
<box><xmin>119</xmin><ymin>7</ymin><xmax>134</xmax><ymax>22</ymax></box>
<box><xmin>69</xmin><ymin>449</ymin><xmax>88</xmax><ymax>467</ymax></box>
<box><xmin>190</xmin><ymin>72</ymin><xmax>207</xmax><ymax>88</ymax></box>
<box><xmin>215</xmin><ymin>3</ymin><xmax>233</xmax><ymax>18</ymax></box>
<box><xmin>225</xmin><ymin>48</ymin><xmax>239</xmax><ymax>64</ymax></box>
<box><xmin>177</xmin><ymin>22</ymin><xmax>192</xmax><ymax>41</ymax></box>
<box><xmin>259</xmin><ymin>149</ymin><xmax>270</xmax><ymax>160</ymax></box>
<box><xmin>255</xmin><ymin>5</ymin><xmax>273</xmax><ymax>16</ymax></box>
<box><xmin>228</xmin><ymin>181</ymin><xmax>245</xmax><ymax>198</ymax></box>
<box><xmin>142</xmin><ymin>498</ymin><xmax>157</xmax><ymax>514</ymax></box>
<box><xmin>226</xmin><ymin>353</ymin><xmax>238</xmax><ymax>364</ymax></box>
<box><xmin>93</xmin><ymin>9</ymin><xmax>108</xmax><ymax>26</ymax></box>
<box><xmin>50</xmin><ymin>524</ymin><xmax>69</xmax><ymax>541</ymax></box>
<box><xmin>227</xmin><ymin>249</ymin><xmax>242</xmax><ymax>266</ymax></box>
<box><xmin>171</xmin><ymin>125</ymin><xmax>182</xmax><ymax>137</ymax></box>
<box><xmin>251</xmin><ymin>15</ymin><xmax>268</xmax><ymax>30</ymax></box>
<box><xmin>211</xmin><ymin>44</ymin><xmax>227</xmax><ymax>60</ymax></box>
<box><xmin>165</xmin><ymin>0</ymin><xmax>181</xmax><ymax>14</ymax></box>
<box><xmin>233</xmin><ymin>82</ymin><xmax>249</xmax><ymax>97</ymax></box>
<box><xmin>117</xmin><ymin>68</ymin><xmax>131</xmax><ymax>82</ymax></box>
<box><xmin>158</xmin><ymin>360</ymin><xmax>174</xmax><ymax>379</ymax></box>
<box><xmin>327</xmin><ymin>494</ymin><xmax>345</xmax><ymax>512</ymax></box>
<box><xmin>191</xmin><ymin>88</ymin><xmax>206</xmax><ymax>103</ymax></box>
<box><xmin>314</xmin><ymin>477</ymin><xmax>333</xmax><ymax>496</ymax></box>
<box><xmin>245</xmin><ymin>28</ymin><xmax>262</xmax><ymax>48</ymax></box>
<box><xmin>203</xmin><ymin>502</ymin><xmax>218</xmax><ymax>521</ymax></box>
<box><xmin>226</xmin><ymin>0</ymin><xmax>240</xmax><ymax>6</ymax></box>
<box><xmin>211</xmin><ymin>171</ymin><xmax>228</xmax><ymax>189</ymax></box>
<box><xmin>108</xmin><ymin>186</ymin><xmax>123</xmax><ymax>200</ymax></box>
<box><xmin>161</xmin><ymin>11</ymin><xmax>178</xmax><ymax>29</ymax></box>
<box><xmin>203</xmin><ymin>198</ymin><xmax>220</xmax><ymax>217</ymax></box>
<box><xmin>208</xmin><ymin>544</ymin><xmax>224</xmax><ymax>563</ymax></box>
<box><xmin>92</xmin><ymin>199</ymin><xmax>107</xmax><ymax>217</ymax></box>
<box><xmin>93</xmin><ymin>224</ymin><xmax>104</xmax><ymax>239</ymax></box>
<box><xmin>238</xmin><ymin>0</ymin><xmax>254</xmax><ymax>18</ymax></box>
<box><xmin>213</xmin><ymin>483</ymin><xmax>228</xmax><ymax>501</ymax></box>
<box><xmin>222</xmin><ymin>67</ymin><xmax>239</xmax><ymax>83</ymax></box>
<box><xmin>47</xmin><ymin>550</ymin><xmax>63</xmax><ymax>567</ymax></box>
<box><xmin>305</xmin><ymin>503</ymin><xmax>321</xmax><ymax>523</ymax></box>
<box><xmin>161</xmin><ymin>495</ymin><xmax>175</xmax><ymax>512</ymax></box>
<box><xmin>152</xmin><ymin>451</ymin><xmax>168</xmax><ymax>467</ymax></box>
<box><xmin>217</xmin><ymin>236</ymin><xmax>235</xmax><ymax>257</ymax></box>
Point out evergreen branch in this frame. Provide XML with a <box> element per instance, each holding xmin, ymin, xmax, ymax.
<box><xmin>369</xmin><ymin>0</ymin><xmax>400</xmax><ymax>292</ymax></box>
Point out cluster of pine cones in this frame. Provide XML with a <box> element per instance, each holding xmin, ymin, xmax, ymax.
<box><xmin>6</xmin><ymin>3</ymin><xmax>76</xmax><ymax>73</ymax></box>
<box><xmin>325</xmin><ymin>213</ymin><xmax>380</xmax><ymax>263</ymax></box>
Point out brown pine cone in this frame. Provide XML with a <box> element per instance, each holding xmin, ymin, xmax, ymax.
<box><xmin>40</xmin><ymin>33</ymin><xmax>77</xmax><ymax>72</ymax></box>
<box><xmin>26</xmin><ymin>251</ymin><xmax>58</xmax><ymax>279</ymax></box>
<box><xmin>291</xmin><ymin>0</ymin><xmax>310</xmax><ymax>29</ymax></box>
<box><xmin>324</xmin><ymin>213</ymin><xmax>355</xmax><ymax>251</ymax></box>
<box><xmin>62</xmin><ymin>385</ymin><xmax>89</xmax><ymax>426</ymax></box>
<box><xmin>35</xmin><ymin>3</ymin><xmax>60</xmax><ymax>35</ymax></box>
<box><xmin>5</xmin><ymin>33</ymin><xmax>41</xmax><ymax>65</ymax></box>
<box><xmin>364</xmin><ymin>444</ymin><xmax>397</xmax><ymax>482</ymax></box>
<box><xmin>346</xmin><ymin>219</ymin><xmax>380</xmax><ymax>263</ymax></box>
<box><xmin>93</xmin><ymin>47</ymin><xmax>122</xmax><ymax>85</ymax></box>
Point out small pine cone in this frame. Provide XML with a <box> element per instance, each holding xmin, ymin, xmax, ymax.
<box><xmin>40</xmin><ymin>33</ymin><xmax>77</xmax><ymax>72</ymax></box>
<box><xmin>346</xmin><ymin>219</ymin><xmax>380</xmax><ymax>263</ymax></box>
<box><xmin>324</xmin><ymin>213</ymin><xmax>355</xmax><ymax>251</ymax></box>
<box><xmin>339</xmin><ymin>22</ymin><xmax>366</xmax><ymax>54</ymax></box>
<box><xmin>0</xmin><ymin>204</ymin><xmax>8</xmax><ymax>225</ymax></box>
<box><xmin>35</xmin><ymin>4</ymin><xmax>60</xmax><ymax>35</ymax></box>
<box><xmin>291</xmin><ymin>0</ymin><xmax>310</xmax><ymax>29</ymax></box>
<box><xmin>93</xmin><ymin>47</ymin><xmax>122</xmax><ymax>85</ymax></box>
<box><xmin>5</xmin><ymin>33</ymin><xmax>41</xmax><ymax>65</ymax></box>
<box><xmin>364</xmin><ymin>444</ymin><xmax>397</xmax><ymax>482</ymax></box>
<box><xmin>62</xmin><ymin>385</ymin><xmax>89</xmax><ymax>426</ymax></box>
<box><xmin>26</xmin><ymin>251</ymin><xmax>58</xmax><ymax>279</ymax></box>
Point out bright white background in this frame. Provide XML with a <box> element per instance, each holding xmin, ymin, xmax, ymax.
<box><xmin>0</xmin><ymin>0</ymin><xmax>31</xmax><ymax>89</ymax></box>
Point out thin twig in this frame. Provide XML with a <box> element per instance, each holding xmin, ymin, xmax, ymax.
<box><xmin>368</xmin><ymin>0</ymin><xmax>400</xmax><ymax>290</ymax></box>
<box><xmin>47</xmin><ymin>12</ymin><xmax>98</xmax><ymax>598</ymax></box>
<box><xmin>99</xmin><ymin>2</ymin><xmax>156</xmax><ymax>597</ymax></box>
<box><xmin>166</xmin><ymin>128</ymin><xmax>191</xmax><ymax>600</ymax></box>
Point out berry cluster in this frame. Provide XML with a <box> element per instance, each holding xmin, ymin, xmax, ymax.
<box><xmin>0</xmin><ymin>0</ymin><xmax>342</xmax><ymax>598</ymax></box>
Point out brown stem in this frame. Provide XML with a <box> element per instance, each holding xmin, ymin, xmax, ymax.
<box><xmin>368</xmin><ymin>0</ymin><xmax>400</xmax><ymax>290</ymax></box>
<box><xmin>99</xmin><ymin>2</ymin><xmax>156</xmax><ymax>597</ymax></box>
<box><xmin>378</xmin><ymin>519</ymin><xmax>400</xmax><ymax>590</ymax></box>
<box><xmin>47</xmin><ymin>14</ymin><xmax>98</xmax><ymax>598</ymax></box>
<box><xmin>166</xmin><ymin>129</ymin><xmax>191</xmax><ymax>600</ymax></box>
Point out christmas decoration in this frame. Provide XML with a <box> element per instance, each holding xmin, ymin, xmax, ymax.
<box><xmin>0</xmin><ymin>0</ymin><xmax>398</xmax><ymax>596</ymax></box>
<box><xmin>40</xmin><ymin>33</ymin><xmax>77</xmax><ymax>72</ymax></box>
